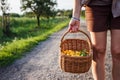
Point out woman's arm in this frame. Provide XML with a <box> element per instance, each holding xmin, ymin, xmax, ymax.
<box><xmin>72</xmin><ymin>0</ymin><xmax>82</xmax><ymax>19</ymax></box>
<box><xmin>68</xmin><ymin>0</ymin><xmax>82</xmax><ymax>32</ymax></box>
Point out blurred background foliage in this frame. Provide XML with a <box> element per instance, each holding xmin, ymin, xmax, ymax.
<box><xmin>0</xmin><ymin>0</ymin><xmax>85</xmax><ymax>67</ymax></box>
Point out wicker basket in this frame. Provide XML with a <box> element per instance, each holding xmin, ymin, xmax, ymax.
<box><xmin>60</xmin><ymin>30</ymin><xmax>93</xmax><ymax>73</ymax></box>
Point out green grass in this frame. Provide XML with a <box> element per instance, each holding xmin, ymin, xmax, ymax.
<box><xmin>0</xmin><ymin>17</ymin><xmax>69</xmax><ymax>67</ymax></box>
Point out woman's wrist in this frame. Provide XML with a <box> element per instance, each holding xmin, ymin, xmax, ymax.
<box><xmin>71</xmin><ymin>17</ymin><xmax>80</xmax><ymax>21</ymax></box>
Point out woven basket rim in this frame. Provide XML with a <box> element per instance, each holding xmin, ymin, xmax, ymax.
<box><xmin>60</xmin><ymin>30</ymin><xmax>93</xmax><ymax>50</ymax></box>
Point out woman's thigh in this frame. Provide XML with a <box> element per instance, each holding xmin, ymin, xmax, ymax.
<box><xmin>111</xmin><ymin>30</ymin><xmax>120</xmax><ymax>54</ymax></box>
<box><xmin>90</xmin><ymin>31</ymin><xmax>107</xmax><ymax>50</ymax></box>
<box><xmin>90</xmin><ymin>31</ymin><xmax>107</xmax><ymax>60</ymax></box>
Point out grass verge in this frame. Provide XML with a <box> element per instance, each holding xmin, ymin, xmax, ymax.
<box><xmin>0</xmin><ymin>18</ymin><xmax>69</xmax><ymax>67</ymax></box>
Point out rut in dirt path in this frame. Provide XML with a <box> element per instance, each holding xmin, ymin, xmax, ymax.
<box><xmin>0</xmin><ymin>21</ymin><xmax>112</xmax><ymax>80</ymax></box>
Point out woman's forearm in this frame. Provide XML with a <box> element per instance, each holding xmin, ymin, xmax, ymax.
<box><xmin>72</xmin><ymin>0</ymin><xmax>82</xmax><ymax>18</ymax></box>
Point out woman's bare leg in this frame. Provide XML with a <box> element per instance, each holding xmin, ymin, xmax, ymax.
<box><xmin>111</xmin><ymin>30</ymin><xmax>120</xmax><ymax>80</ymax></box>
<box><xmin>90</xmin><ymin>31</ymin><xmax>107</xmax><ymax>80</ymax></box>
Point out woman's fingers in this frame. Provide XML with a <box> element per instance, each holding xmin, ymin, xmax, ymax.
<box><xmin>69</xmin><ymin>25</ymin><xmax>79</xmax><ymax>32</ymax></box>
<box><xmin>68</xmin><ymin>19</ymin><xmax>80</xmax><ymax>32</ymax></box>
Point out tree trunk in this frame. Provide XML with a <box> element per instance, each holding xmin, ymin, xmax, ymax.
<box><xmin>37</xmin><ymin>16</ymin><xmax>40</xmax><ymax>27</ymax></box>
<box><xmin>2</xmin><ymin>13</ymin><xmax>11</xmax><ymax>36</ymax></box>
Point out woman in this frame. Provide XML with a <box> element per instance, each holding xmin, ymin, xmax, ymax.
<box><xmin>68</xmin><ymin>0</ymin><xmax>120</xmax><ymax>80</ymax></box>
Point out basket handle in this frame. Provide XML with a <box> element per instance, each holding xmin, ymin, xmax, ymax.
<box><xmin>61</xmin><ymin>30</ymin><xmax>92</xmax><ymax>49</ymax></box>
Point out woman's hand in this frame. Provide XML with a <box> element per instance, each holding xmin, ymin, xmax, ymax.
<box><xmin>68</xmin><ymin>18</ymin><xmax>80</xmax><ymax>32</ymax></box>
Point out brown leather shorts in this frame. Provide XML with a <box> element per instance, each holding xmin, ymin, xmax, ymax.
<box><xmin>85</xmin><ymin>5</ymin><xmax>120</xmax><ymax>32</ymax></box>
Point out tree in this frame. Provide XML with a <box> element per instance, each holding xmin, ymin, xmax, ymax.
<box><xmin>0</xmin><ymin>0</ymin><xmax>11</xmax><ymax>36</ymax></box>
<box><xmin>21</xmin><ymin>0</ymin><xmax>57</xmax><ymax>28</ymax></box>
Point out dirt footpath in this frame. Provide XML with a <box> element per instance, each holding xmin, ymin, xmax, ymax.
<box><xmin>0</xmin><ymin>21</ymin><xmax>112</xmax><ymax>80</ymax></box>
